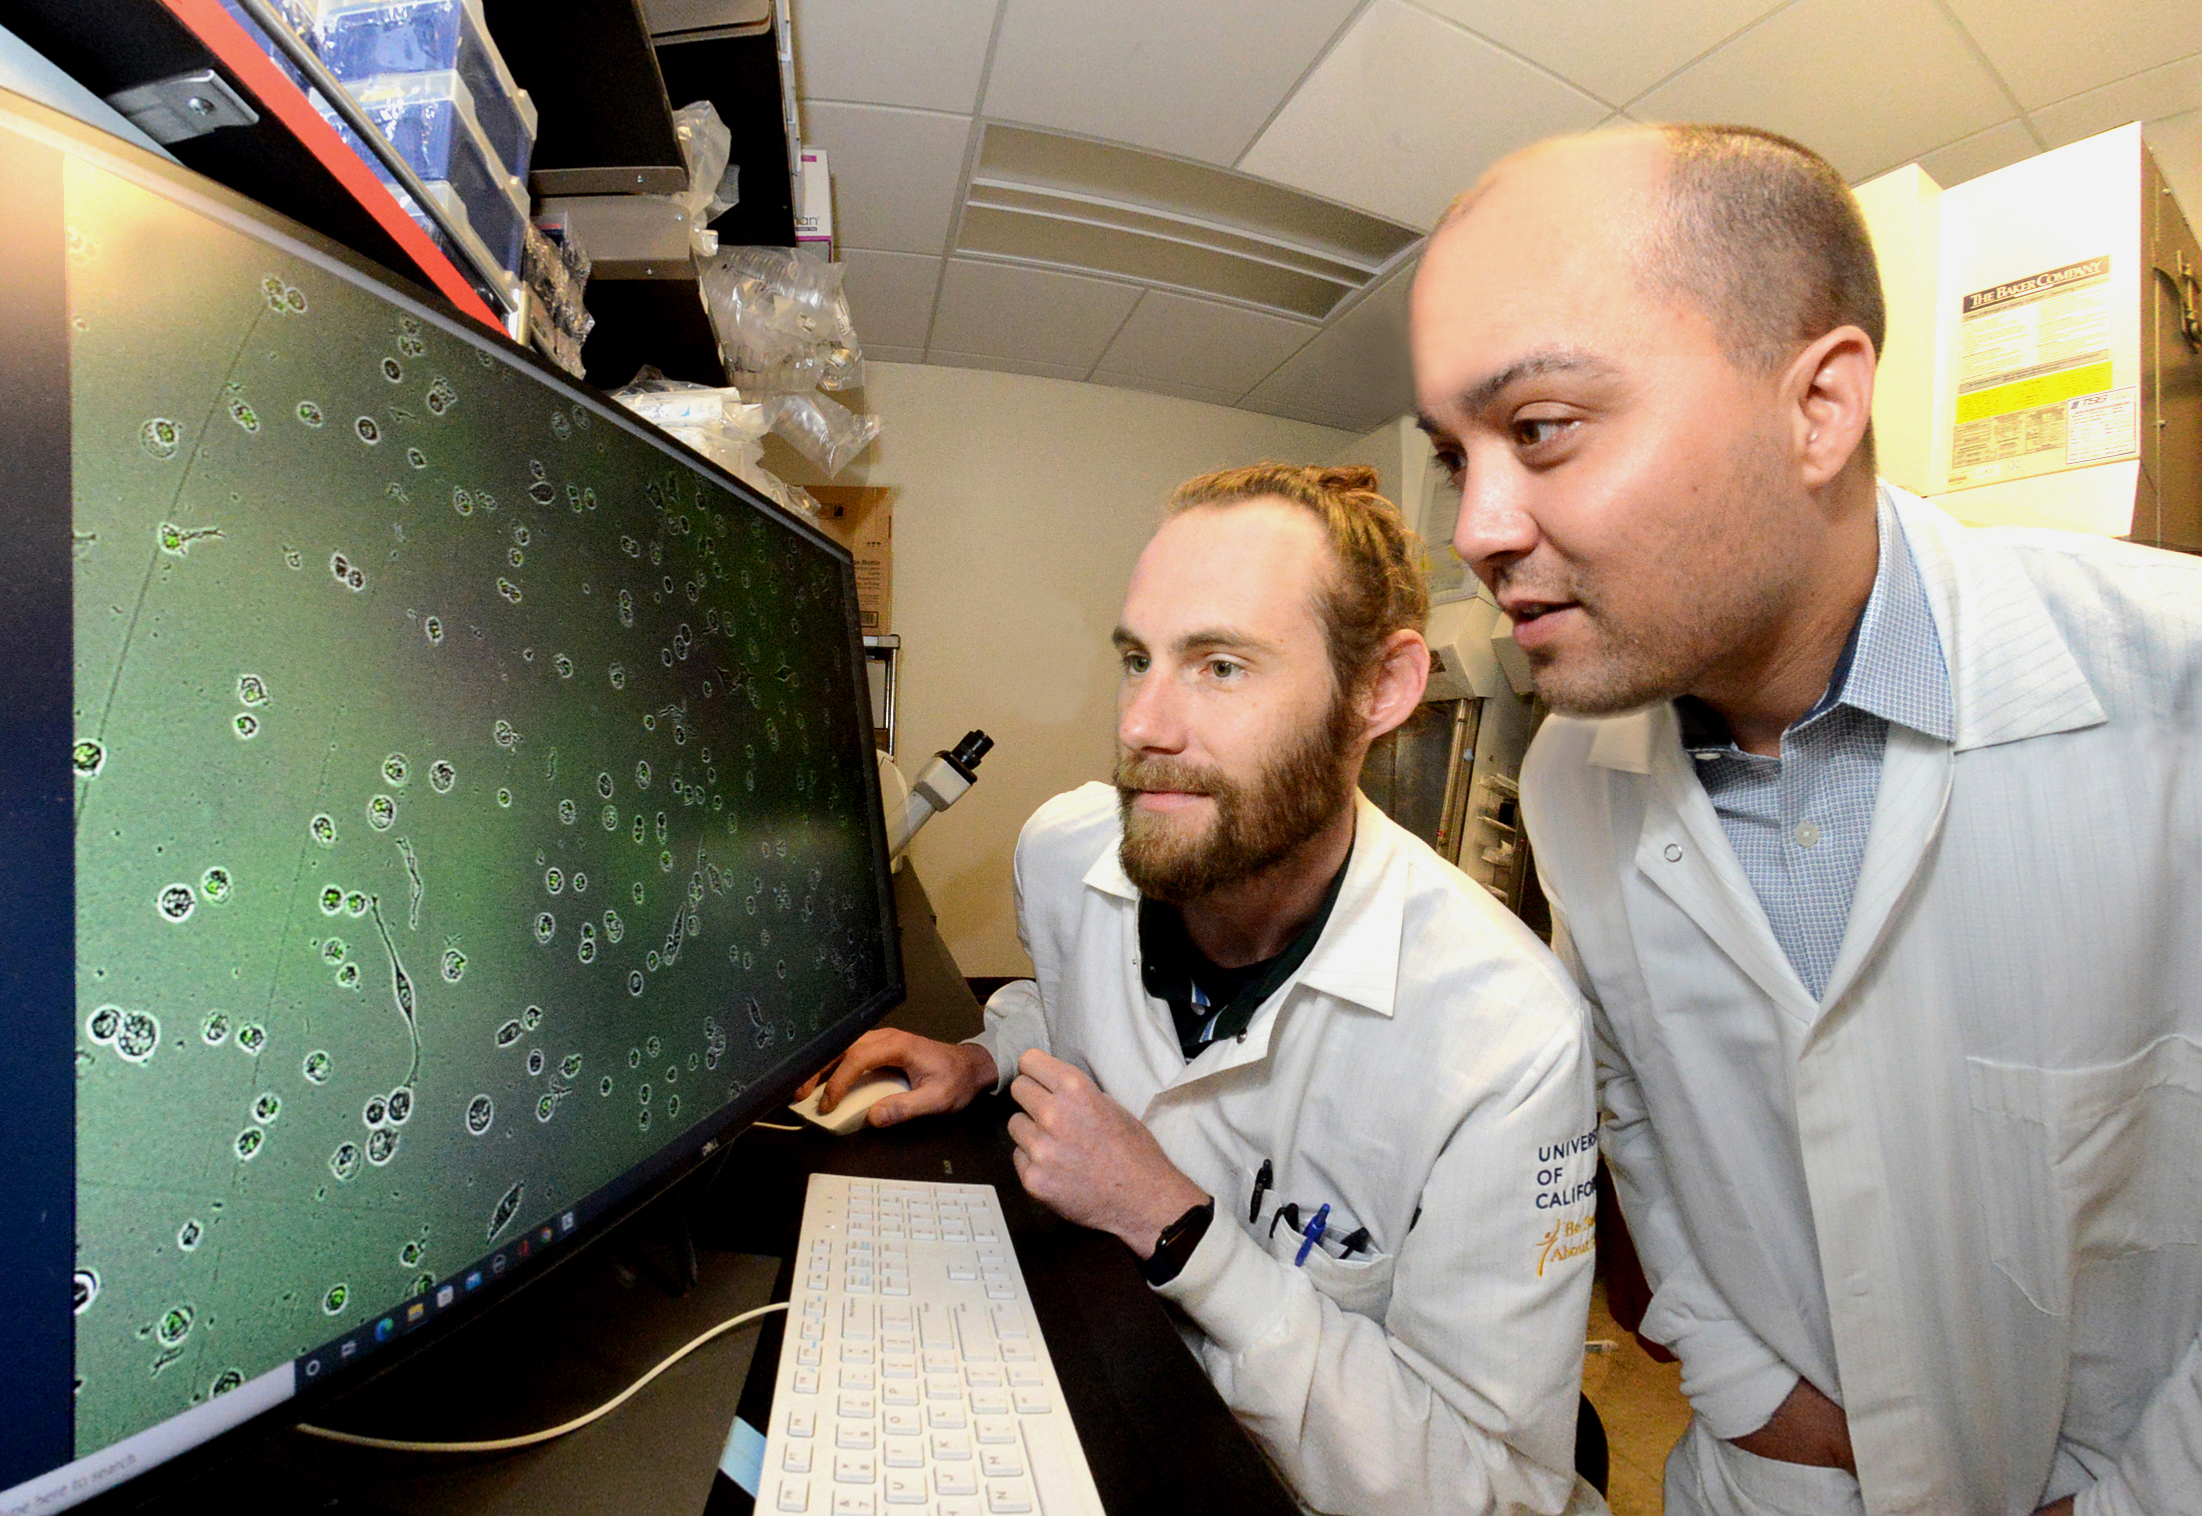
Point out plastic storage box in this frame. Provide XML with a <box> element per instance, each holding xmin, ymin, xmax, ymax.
<box><xmin>309</xmin><ymin>0</ymin><xmax>536</xmax><ymax>182</ymax></box>
<box><xmin>315</xmin><ymin>69</ymin><xmax>527</xmax><ymax>277</ymax></box>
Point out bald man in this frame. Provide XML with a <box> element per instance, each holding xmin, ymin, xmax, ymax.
<box><xmin>1410</xmin><ymin>125</ymin><xmax>2202</xmax><ymax>1516</ymax></box>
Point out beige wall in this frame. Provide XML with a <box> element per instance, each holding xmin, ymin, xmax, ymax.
<box><xmin>826</xmin><ymin>363</ymin><xmax>1353</xmax><ymax>976</ymax></box>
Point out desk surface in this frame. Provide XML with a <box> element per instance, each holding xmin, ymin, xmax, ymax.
<box><xmin>177</xmin><ymin>867</ymin><xmax>1295</xmax><ymax>1516</ymax></box>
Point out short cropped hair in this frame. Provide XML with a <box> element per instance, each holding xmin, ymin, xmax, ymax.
<box><xmin>1648</xmin><ymin>124</ymin><xmax>1886</xmax><ymax>373</ymax></box>
<box><xmin>1169</xmin><ymin>463</ymin><xmax>1428</xmax><ymax>695</ymax></box>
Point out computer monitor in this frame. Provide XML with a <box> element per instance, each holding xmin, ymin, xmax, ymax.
<box><xmin>0</xmin><ymin>86</ymin><xmax>903</xmax><ymax>1512</ymax></box>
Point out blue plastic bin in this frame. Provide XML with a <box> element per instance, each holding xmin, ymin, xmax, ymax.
<box><xmin>311</xmin><ymin>0</ymin><xmax>536</xmax><ymax>182</ymax></box>
<box><xmin>315</xmin><ymin>69</ymin><xmax>526</xmax><ymax>276</ymax></box>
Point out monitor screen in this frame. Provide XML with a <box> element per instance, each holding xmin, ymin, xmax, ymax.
<box><xmin>0</xmin><ymin>89</ymin><xmax>901</xmax><ymax>1511</ymax></box>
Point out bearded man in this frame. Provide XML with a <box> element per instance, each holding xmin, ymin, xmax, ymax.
<box><xmin>804</xmin><ymin>463</ymin><xmax>1601</xmax><ymax>1516</ymax></box>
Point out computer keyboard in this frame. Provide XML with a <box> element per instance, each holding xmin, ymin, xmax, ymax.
<box><xmin>758</xmin><ymin>1174</ymin><xmax>1106</xmax><ymax>1516</ymax></box>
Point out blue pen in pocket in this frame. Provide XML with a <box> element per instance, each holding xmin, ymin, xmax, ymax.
<box><xmin>1294</xmin><ymin>1203</ymin><xmax>1331</xmax><ymax>1267</ymax></box>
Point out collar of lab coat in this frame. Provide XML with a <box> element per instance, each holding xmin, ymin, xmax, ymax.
<box><xmin>1583</xmin><ymin>483</ymin><xmax>2107</xmax><ymax>778</ymax></box>
<box><xmin>1080</xmin><ymin>789</ymin><xmax>1403</xmax><ymax>1033</ymax></box>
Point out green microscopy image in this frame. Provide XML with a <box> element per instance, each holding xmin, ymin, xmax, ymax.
<box><xmin>64</xmin><ymin>157</ymin><xmax>891</xmax><ymax>1454</ymax></box>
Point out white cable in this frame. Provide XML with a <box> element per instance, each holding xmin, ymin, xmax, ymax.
<box><xmin>294</xmin><ymin>1299</ymin><xmax>790</xmax><ymax>1454</ymax></box>
<box><xmin>750</xmin><ymin>1120</ymin><xmax>803</xmax><ymax>1132</ymax></box>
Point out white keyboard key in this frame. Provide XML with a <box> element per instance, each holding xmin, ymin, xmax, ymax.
<box><xmin>835</xmin><ymin>1421</ymin><xmax>875</xmax><ymax>1450</ymax></box>
<box><xmin>882</xmin><ymin>1354</ymin><xmax>918</xmax><ymax>1380</ymax></box>
<box><xmin>985</xmin><ymin>1482</ymin><xmax>1033</xmax><ymax>1513</ymax></box>
<box><xmin>975</xmin><ymin>1417</ymin><xmax>1017</xmax><ymax>1445</ymax></box>
<box><xmin>944</xmin><ymin>1224</ymin><xmax>973</xmax><ymax>1242</ymax></box>
<box><xmin>787</xmin><ymin>1410</ymin><xmax>816</xmax><ymax>1438</ymax></box>
<box><xmin>936</xmin><ymin>1466</ymin><xmax>978</xmax><ymax>1497</ymax></box>
<box><xmin>841</xmin><ymin>1343</ymin><xmax>875</xmax><ymax>1365</ymax></box>
<box><xmin>840</xmin><ymin>1366</ymin><xmax>875</xmax><ymax>1391</ymax></box>
<box><xmin>833</xmin><ymin>1451</ymin><xmax>875</xmax><ymax>1483</ymax></box>
<box><xmin>784</xmin><ymin>1442</ymin><xmax>814</xmax><ymax>1473</ymax></box>
<box><xmin>831</xmin><ymin>1492</ymin><xmax>872</xmax><ymax>1516</ymax></box>
<box><xmin>776</xmin><ymin>1476</ymin><xmax>811</xmax><ymax>1512</ymax></box>
<box><xmin>930</xmin><ymin>1430</ymin><xmax>972</xmax><ymax>1461</ymax></box>
<box><xmin>1005</xmin><ymin>1365</ymin><xmax>1041</xmax><ymax>1388</ymax></box>
<box><xmin>884</xmin><ymin>1471</ymin><xmax>926</xmax><ymax>1505</ymax></box>
<box><xmin>797</xmin><ymin>1343</ymin><xmax>821</xmax><ymax>1368</ymax></box>
<box><xmin>988</xmin><ymin>1306</ymin><xmax>1027</xmax><ymax>1338</ymax></box>
<box><xmin>970</xmin><ymin>1390</ymin><xmax>1010</xmax><ymax>1417</ymax></box>
<box><xmin>883</xmin><ymin>1436</ymin><xmax>923</xmax><ymax>1469</ymax></box>
<box><xmin>981</xmin><ymin>1448</ymin><xmax>1024</xmax><ymax>1479</ymax></box>
<box><xmin>837</xmin><ymin>1392</ymin><xmax>874</xmax><ymax>1418</ymax></box>
<box><xmin>938</xmin><ymin>1500</ymin><xmax>979</xmax><ymax>1516</ymax></box>
<box><xmin>792</xmin><ymin>1368</ymin><xmax>820</xmax><ymax>1395</ymax></box>
<box><xmin>966</xmin><ymin>1365</ymin><xmax>1005</xmax><ymax>1389</ymax></box>
<box><xmin>806</xmin><ymin>1271</ymin><xmax>829</xmax><ymax>1290</ymax></box>
<box><xmin>927</xmin><ymin>1401</ymin><xmax>968</xmax><ymax>1430</ymax></box>
<box><xmin>1000</xmin><ymin>1342</ymin><xmax>1036</xmax><ymax>1363</ymax></box>
<box><xmin>923</xmin><ymin>1346</ymin><xmax>959</xmax><ymax>1372</ymax></box>
<box><xmin>984</xmin><ymin>1283</ymin><xmax>1015</xmax><ymax>1300</ymax></box>
<box><xmin>948</xmin><ymin>1262</ymin><xmax>977</xmax><ymax>1281</ymax></box>
<box><xmin>1013</xmin><ymin>1388</ymin><xmax>1050</xmax><ymax>1415</ymax></box>
<box><xmin>882</xmin><ymin>1381</ymin><xmax>919</xmax><ymax>1407</ymax></box>
<box><xmin>883</xmin><ymin>1407</ymin><xmax>921</xmax><ymax>1438</ymax></box>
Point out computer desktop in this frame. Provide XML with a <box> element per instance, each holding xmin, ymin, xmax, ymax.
<box><xmin>0</xmin><ymin>85</ymin><xmax>903</xmax><ymax>1514</ymax></box>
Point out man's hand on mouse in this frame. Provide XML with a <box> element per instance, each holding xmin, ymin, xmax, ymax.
<box><xmin>1006</xmin><ymin>1050</ymin><xmax>1207</xmax><ymax>1257</ymax></box>
<box><xmin>794</xmin><ymin>1027</ymin><xmax>996</xmax><ymax>1127</ymax></box>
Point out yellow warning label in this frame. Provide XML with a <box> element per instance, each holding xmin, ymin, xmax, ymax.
<box><xmin>1954</xmin><ymin>360</ymin><xmax>2113</xmax><ymax>425</ymax></box>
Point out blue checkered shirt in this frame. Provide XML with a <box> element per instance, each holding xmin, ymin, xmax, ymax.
<box><xmin>1674</xmin><ymin>492</ymin><xmax>1953</xmax><ymax>999</ymax></box>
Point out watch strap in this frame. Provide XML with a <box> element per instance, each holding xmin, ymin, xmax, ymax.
<box><xmin>1140</xmin><ymin>1197</ymin><xmax>1215</xmax><ymax>1286</ymax></box>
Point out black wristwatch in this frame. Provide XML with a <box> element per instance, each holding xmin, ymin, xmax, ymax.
<box><xmin>1139</xmin><ymin>1197</ymin><xmax>1215</xmax><ymax>1286</ymax></box>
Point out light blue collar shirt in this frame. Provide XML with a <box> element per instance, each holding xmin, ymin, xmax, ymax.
<box><xmin>1673</xmin><ymin>488</ymin><xmax>1954</xmax><ymax>999</ymax></box>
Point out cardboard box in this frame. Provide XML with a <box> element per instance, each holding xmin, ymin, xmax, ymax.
<box><xmin>810</xmin><ymin>485</ymin><xmax>890</xmax><ymax>633</ymax></box>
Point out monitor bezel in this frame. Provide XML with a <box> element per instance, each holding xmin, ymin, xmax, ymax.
<box><xmin>0</xmin><ymin>85</ymin><xmax>907</xmax><ymax>1512</ymax></box>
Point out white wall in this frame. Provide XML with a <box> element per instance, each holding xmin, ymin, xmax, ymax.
<box><xmin>824</xmin><ymin>364</ymin><xmax>1353</xmax><ymax>976</ymax></box>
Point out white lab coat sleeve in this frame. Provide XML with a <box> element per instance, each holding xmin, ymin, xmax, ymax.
<box><xmin>1552</xmin><ymin>904</ymin><xmax>1798</xmax><ymax>1442</ymax></box>
<box><xmin>2073</xmin><ymin>1325</ymin><xmax>2202</xmax><ymax>1516</ymax></box>
<box><xmin>961</xmin><ymin>817</ymin><xmax>1052</xmax><ymax>1092</ymax></box>
<box><xmin>1154</xmin><ymin>1016</ymin><xmax>1592</xmax><ymax>1516</ymax></box>
<box><xmin>967</xmin><ymin>980</ymin><xmax>1048</xmax><ymax>1094</ymax></box>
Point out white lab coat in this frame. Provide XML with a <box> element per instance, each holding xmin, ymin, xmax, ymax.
<box><xmin>1520</xmin><ymin>487</ymin><xmax>2202</xmax><ymax>1516</ymax></box>
<box><xmin>971</xmin><ymin>783</ymin><xmax>1599</xmax><ymax>1516</ymax></box>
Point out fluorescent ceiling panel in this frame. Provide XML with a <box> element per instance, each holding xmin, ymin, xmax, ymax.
<box><xmin>955</xmin><ymin>124</ymin><xmax>1418</xmax><ymax>319</ymax></box>
<box><xmin>1240</xmin><ymin>0</ymin><xmax>1607</xmax><ymax>229</ymax></box>
<box><xmin>1241</xmin><ymin>261</ymin><xmax>1417</xmax><ymax>435</ymax></box>
<box><xmin>981</xmin><ymin>0</ymin><xmax>1363</xmax><ymax>165</ymax></box>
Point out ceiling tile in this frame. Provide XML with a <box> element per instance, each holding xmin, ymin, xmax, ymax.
<box><xmin>981</xmin><ymin>0</ymin><xmax>1362</xmax><ymax>166</ymax></box>
<box><xmin>928</xmin><ymin>350</ymin><xmax>1093</xmax><ymax>381</ymax></box>
<box><xmin>799</xmin><ymin>102</ymin><xmax>972</xmax><ymax>255</ymax></box>
<box><xmin>926</xmin><ymin>259</ymin><xmax>1141</xmax><ymax>368</ymax></box>
<box><xmin>1239</xmin><ymin>260</ymin><xmax>1415</xmax><ymax>435</ymax></box>
<box><xmin>838</xmin><ymin>250</ymin><xmax>944</xmax><ymax>352</ymax></box>
<box><xmin>1943</xmin><ymin>0</ymin><xmax>2202</xmax><ymax>112</ymax></box>
<box><xmin>1633</xmin><ymin>0</ymin><xmax>2015</xmax><ymax>182</ymax></box>
<box><xmin>789</xmin><ymin>0</ymin><xmax>1000</xmax><ymax>115</ymax></box>
<box><xmin>1915</xmin><ymin>118</ymin><xmax>2040</xmax><ymax>187</ymax></box>
<box><xmin>864</xmin><ymin>346</ymin><xmax>927</xmax><ymax>365</ymax></box>
<box><xmin>1090</xmin><ymin>371</ymin><xmax>1246</xmax><ymax>406</ymax></box>
<box><xmin>1093</xmin><ymin>291</ymin><xmax>1320</xmax><ymax>395</ymax></box>
<box><xmin>1239</xmin><ymin>1</ymin><xmax>1607</xmax><ymax>229</ymax></box>
<box><xmin>2030</xmin><ymin>51</ymin><xmax>2202</xmax><ymax>148</ymax></box>
<box><xmin>1413</xmin><ymin>0</ymin><xmax>1783</xmax><ymax>108</ymax></box>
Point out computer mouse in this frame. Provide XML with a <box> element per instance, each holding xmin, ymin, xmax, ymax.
<box><xmin>788</xmin><ymin>1068</ymin><xmax>911</xmax><ymax>1135</ymax></box>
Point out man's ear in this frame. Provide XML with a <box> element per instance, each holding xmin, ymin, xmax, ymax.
<box><xmin>1360</xmin><ymin>629</ymin><xmax>1431</xmax><ymax>743</ymax></box>
<box><xmin>1787</xmin><ymin>324</ymin><xmax>1876</xmax><ymax>490</ymax></box>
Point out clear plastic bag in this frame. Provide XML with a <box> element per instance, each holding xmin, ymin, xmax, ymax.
<box><xmin>608</xmin><ymin>370</ymin><xmax>770</xmax><ymax>476</ymax></box>
<box><xmin>759</xmin><ymin>389</ymin><xmax>881</xmax><ymax>477</ymax></box>
<box><xmin>698</xmin><ymin>245</ymin><xmax>864</xmax><ymax>390</ymax></box>
<box><xmin>669</xmin><ymin>100</ymin><xmax>734</xmax><ymax>256</ymax></box>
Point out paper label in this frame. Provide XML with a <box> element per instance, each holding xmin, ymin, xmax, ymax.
<box><xmin>1947</xmin><ymin>256</ymin><xmax>2134</xmax><ymax>489</ymax></box>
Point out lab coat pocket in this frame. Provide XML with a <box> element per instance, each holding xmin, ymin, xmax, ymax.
<box><xmin>1262</xmin><ymin>1226</ymin><xmax>1396</xmax><ymax>1318</ymax></box>
<box><xmin>1966</xmin><ymin>1034</ymin><xmax>2202</xmax><ymax>1316</ymax></box>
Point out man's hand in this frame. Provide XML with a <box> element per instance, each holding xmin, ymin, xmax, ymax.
<box><xmin>1005</xmin><ymin>1050</ymin><xmax>1208</xmax><ymax>1257</ymax></box>
<box><xmin>1730</xmin><ymin>1378</ymin><xmax>1856</xmax><ymax>1471</ymax></box>
<box><xmin>793</xmin><ymin>1028</ymin><xmax>996</xmax><ymax>1128</ymax></box>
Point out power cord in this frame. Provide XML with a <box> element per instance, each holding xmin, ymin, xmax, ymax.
<box><xmin>294</xmin><ymin>1300</ymin><xmax>789</xmax><ymax>1454</ymax></box>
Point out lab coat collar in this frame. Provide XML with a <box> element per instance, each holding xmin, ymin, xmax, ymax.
<box><xmin>1081</xmin><ymin>789</ymin><xmax>1403</xmax><ymax>1028</ymax></box>
<box><xmin>1884</xmin><ymin>486</ymin><xmax>2107</xmax><ymax>752</ymax></box>
<box><xmin>1582</xmin><ymin>485</ymin><xmax>2106</xmax><ymax>777</ymax></box>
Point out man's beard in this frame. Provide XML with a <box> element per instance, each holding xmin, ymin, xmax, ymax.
<box><xmin>1114</xmin><ymin>695</ymin><xmax>1360</xmax><ymax>905</ymax></box>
